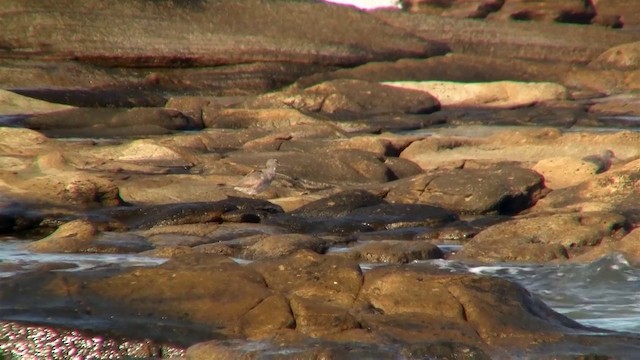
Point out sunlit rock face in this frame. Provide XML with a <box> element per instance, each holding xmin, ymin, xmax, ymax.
<box><xmin>3</xmin><ymin>0</ymin><xmax>640</xmax><ymax>359</ymax></box>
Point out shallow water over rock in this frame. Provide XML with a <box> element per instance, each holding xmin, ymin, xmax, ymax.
<box><xmin>0</xmin><ymin>240</ymin><xmax>167</xmax><ymax>278</ymax></box>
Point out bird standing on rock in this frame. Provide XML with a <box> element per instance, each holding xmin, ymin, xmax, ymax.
<box><xmin>234</xmin><ymin>158</ymin><xmax>279</xmax><ymax>195</ymax></box>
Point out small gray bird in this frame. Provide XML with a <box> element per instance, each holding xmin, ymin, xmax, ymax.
<box><xmin>234</xmin><ymin>159</ymin><xmax>279</xmax><ymax>195</ymax></box>
<box><xmin>582</xmin><ymin>149</ymin><xmax>616</xmax><ymax>173</ymax></box>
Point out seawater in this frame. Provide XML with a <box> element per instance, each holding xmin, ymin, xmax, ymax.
<box><xmin>0</xmin><ymin>240</ymin><xmax>166</xmax><ymax>278</ymax></box>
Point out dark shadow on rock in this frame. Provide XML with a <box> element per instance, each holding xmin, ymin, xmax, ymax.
<box><xmin>19</xmin><ymin>108</ymin><xmax>202</xmax><ymax>138</ymax></box>
<box><xmin>10</xmin><ymin>88</ymin><xmax>167</xmax><ymax>108</ymax></box>
<box><xmin>101</xmin><ymin>198</ymin><xmax>283</xmax><ymax>230</ymax></box>
<box><xmin>267</xmin><ymin>190</ymin><xmax>458</xmax><ymax>234</ymax></box>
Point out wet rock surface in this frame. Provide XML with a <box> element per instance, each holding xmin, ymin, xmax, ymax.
<box><xmin>2</xmin><ymin>0</ymin><xmax>640</xmax><ymax>359</ymax></box>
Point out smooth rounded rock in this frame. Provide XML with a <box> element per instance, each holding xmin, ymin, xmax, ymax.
<box><xmin>385</xmin><ymin>164</ymin><xmax>545</xmax><ymax>215</ymax></box>
<box><xmin>250</xmin><ymin>250</ymin><xmax>363</xmax><ymax>307</ymax></box>
<box><xmin>455</xmin><ymin>212</ymin><xmax>628</xmax><ymax>263</ymax></box>
<box><xmin>383</xmin><ymin>80</ymin><xmax>567</xmax><ymax>108</ymax></box>
<box><xmin>0</xmin><ymin>89</ymin><xmax>74</xmax><ymax>116</ymax></box>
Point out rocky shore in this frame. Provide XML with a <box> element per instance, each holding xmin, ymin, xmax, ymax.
<box><xmin>2</xmin><ymin>0</ymin><xmax>640</xmax><ymax>358</ymax></box>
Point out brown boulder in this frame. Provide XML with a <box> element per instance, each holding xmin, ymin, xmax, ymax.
<box><xmin>238</xmin><ymin>294</ymin><xmax>295</xmax><ymax>338</ymax></box>
<box><xmin>88</xmin><ymin>253</ymin><xmax>271</xmax><ymax>327</ymax></box>
<box><xmin>250</xmin><ymin>250</ymin><xmax>363</xmax><ymax>307</ymax></box>
<box><xmin>289</xmin><ymin>295</ymin><xmax>361</xmax><ymax>337</ymax></box>
<box><xmin>532</xmin><ymin>156</ymin><xmax>609</xmax><ymax>189</ymax></box>
<box><xmin>385</xmin><ymin>164</ymin><xmax>545</xmax><ymax>215</ymax></box>
<box><xmin>590</xmin><ymin>41</ymin><xmax>640</xmax><ymax>70</ymax></box>
<box><xmin>3</xmin><ymin>170</ymin><xmax>124</xmax><ymax>207</ymax></box>
<box><xmin>226</xmin><ymin>150</ymin><xmax>396</xmax><ymax>184</ymax></box>
<box><xmin>455</xmin><ymin>212</ymin><xmax>628</xmax><ymax>263</ymax></box>
<box><xmin>338</xmin><ymin>240</ymin><xmax>444</xmax><ymax>264</ymax></box>
<box><xmin>533</xmin><ymin>159</ymin><xmax>640</xmax><ymax>222</ymax></box>
<box><xmin>245</xmin><ymin>79</ymin><xmax>440</xmax><ymax>117</ymax></box>
<box><xmin>358</xmin><ymin>265</ymin><xmax>592</xmax><ymax>348</ymax></box>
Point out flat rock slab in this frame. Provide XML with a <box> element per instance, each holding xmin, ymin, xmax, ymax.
<box><xmin>21</xmin><ymin>108</ymin><xmax>201</xmax><ymax>138</ymax></box>
<box><xmin>0</xmin><ymin>89</ymin><xmax>73</xmax><ymax>116</ymax></box>
<box><xmin>296</xmin><ymin>52</ymin><xmax>630</xmax><ymax>95</ymax></box>
<box><xmin>244</xmin><ymin>79</ymin><xmax>441</xmax><ymax>117</ymax></box>
<box><xmin>226</xmin><ymin>150</ymin><xmax>397</xmax><ymax>184</ymax></box>
<box><xmin>1</xmin><ymin>0</ymin><xmax>441</xmax><ymax>67</ymax></box>
<box><xmin>370</xmin><ymin>11</ymin><xmax>640</xmax><ymax>63</ymax></box>
<box><xmin>383</xmin><ymin>81</ymin><xmax>567</xmax><ymax>108</ymax></box>
<box><xmin>385</xmin><ymin>164</ymin><xmax>545</xmax><ymax>215</ymax></box>
<box><xmin>590</xmin><ymin>41</ymin><xmax>640</xmax><ymax>70</ymax></box>
<box><xmin>455</xmin><ymin>212</ymin><xmax>628</xmax><ymax>263</ymax></box>
<box><xmin>532</xmin><ymin>156</ymin><xmax>607</xmax><ymax>189</ymax></box>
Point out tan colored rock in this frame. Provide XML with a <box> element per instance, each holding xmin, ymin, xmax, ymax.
<box><xmin>358</xmin><ymin>266</ymin><xmax>591</xmax><ymax>349</ymax></box>
<box><xmin>119</xmin><ymin>175</ymin><xmax>230</xmax><ymax>205</ymax></box>
<box><xmin>532</xmin><ymin>155</ymin><xmax>640</xmax><ymax>213</ymax></box>
<box><xmin>289</xmin><ymin>296</ymin><xmax>360</xmax><ymax>337</ymax></box>
<box><xmin>116</xmin><ymin>140</ymin><xmax>193</xmax><ymax>167</ymax></box>
<box><xmin>533</xmin><ymin>156</ymin><xmax>604</xmax><ymax>189</ymax></box>
<box><xmin>332</xmin><ymin>136</ymin><xmax>394</xmax><ymax>157</ymax></box>
<box><xmin>250</xmin><ymin>250</ymin><xmax>363</xmax><ymax>307</ymax></box>
<box><xmin>0</xmin><ymin>128</ymin><xmax>50</xmax><ymax>156</ymax></box>
<box><xmin>383</xmin><ymin>81</ymin><xmax>567</xmax><ymax>108</ymax></box>
<box><xmin>3</xmin><ymin>167</ymin><xmax>123</xmax><ymax>206</ymax></box>
<box><xmin>571</xmin><ymin>228</ymin><xmax>640</xmax><ymax>265</ymax></box>
<box><xmin>360</xmin><ymin>268</ymin><xmax>464</xmax><ymax>318</ymax></box>
<box><xmin>0</xmin><ymin>89</ymin><xmax>73</xmax><ymax>116</ymax></box>
<box><xmin>245</xmin><ymin>79</ymin><xmax>440</xmax><ymax>117</ymax></box>
<box><xmin>455</xmin><ymin>212</ymin><xmax>627</xmax><ymax>263</ymax></box>
<box><xmin>591</xmin><ymin>41</ymin><xmax>640</xmax><ymax>70</ymax></box>
<box><xmin>385</xmin><ymin>164</ymin><xmax>544</xmax><ymax>215</ymax></box>
<box><xmin>88</xmin><ymin>254</ymin><xmax>271</xmax><ymax>326</ymax></box>
<box><xmin>27</xmin><ymin>219</ymin><xmax>97</xmax><ymax>253</ymax></box>
<box><xmin>238</xmin><ymin>294</ymin><xmax>295</xmax><ymax>338</ymax></box>
<box><xmin>34</xmin><ymin>151</ymin><xmax>75</xmax><ymax>173</ymax></box>
<box><xmin>242</xmin><ymin>234</ymin><xmax>331</xmax><ymax>260</ymax></box>
<box><xmin>268</xmin><ymin>194</ymin><xmax>323</xmax><ymax>212</ymax></box>
<box><xmin>400</xmin><ymin>127</ymin><xmax>640</xmax><ymax>171</ymax></box>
